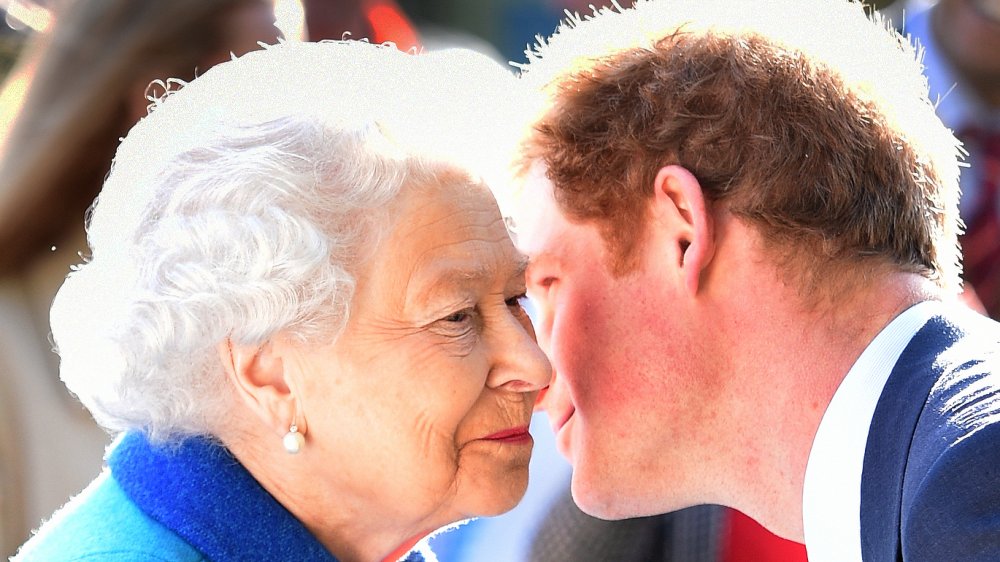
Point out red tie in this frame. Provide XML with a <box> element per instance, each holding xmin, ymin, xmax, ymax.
<box><xmin>959</xmin><ymin>127</ymin><xmax>1000</xmax><ymax>320</ymax></box>
<box><xmin>720</xmin><ymin>508</ymin><xmax>808</xmax><ymax>562</ymax></box>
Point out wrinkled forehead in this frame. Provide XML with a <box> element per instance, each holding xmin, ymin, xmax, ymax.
<box><xmin>359</xmin><ymin>170</ymin><xmax>526</xmax><ymax>309</ymax></box>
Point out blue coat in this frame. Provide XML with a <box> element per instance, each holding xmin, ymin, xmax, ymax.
<box><xmin>12</xmin><ymin>432</ymin><xmax>427</xmax><ymax>562</ymax></box>
<box><xmin>861</xmin><ymin>309</ymin><xmax>1000</xmax><ymax>561</ymax></box>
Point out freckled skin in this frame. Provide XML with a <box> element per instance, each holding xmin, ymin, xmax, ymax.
<box><xmin>277</xmin><ymin>173</ymin><xmax>551</xmax><ymax>556</ymax></box>
<box><xmin>515</xmin><ymin>165</ymin><xmax>727</xmax><ymax>518</ymax></box>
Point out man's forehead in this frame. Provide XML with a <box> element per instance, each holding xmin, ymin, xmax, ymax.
<box><xmin>512</xmin><ymin>161</ymin><xmax>570</xmax><ymax>258</ymax></box>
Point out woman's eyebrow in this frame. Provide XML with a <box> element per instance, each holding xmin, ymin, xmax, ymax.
<box><xmin>410</xmin><ymin>254</ymin><xmax>530</xmax><ymax>302</ymax></box>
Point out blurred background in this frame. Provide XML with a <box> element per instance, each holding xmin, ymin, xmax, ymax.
<box><xmin>2</xmin><ymin>0</ymin><xmax>997</xmax><ymax>560</ymax></box>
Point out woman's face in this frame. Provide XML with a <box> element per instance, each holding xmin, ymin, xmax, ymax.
<box><xmin>283</xmin><ymin>173</ymin><xmax>551</xmax><ymax>536</ymax></box>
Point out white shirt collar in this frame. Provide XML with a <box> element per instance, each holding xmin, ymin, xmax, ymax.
<box><xmin>802</xmin><ymin>300</ymin><xmax>942</xmax><ymax>562</ymax></box>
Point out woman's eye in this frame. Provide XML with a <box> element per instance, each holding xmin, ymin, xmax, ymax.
<box><xmin>443</xmin><ymin>309</ymin><xmax>473</xmax><ymax>324</ymax></box>
<box><xmin>436</xmin><ymin>307</ymin><xmax>479</xmax><ymax>340</ymax></box>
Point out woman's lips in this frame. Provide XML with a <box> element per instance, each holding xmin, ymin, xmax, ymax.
<box><xmin>482</xmin><ymin>425</ymin><xmax>532</xmax><ymax>443</ymax></box>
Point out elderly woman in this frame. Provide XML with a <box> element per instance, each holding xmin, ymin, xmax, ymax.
<box><xmin>12</xmin><ymin>40</ymin><xmax>550</xmax><ymax>562</ymax></box>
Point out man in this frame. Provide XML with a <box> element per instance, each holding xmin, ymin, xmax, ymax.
<box><xmin>509</xmin><ymin>0</ymin><xmax>1000</xmax><ymax>560</ymax></box>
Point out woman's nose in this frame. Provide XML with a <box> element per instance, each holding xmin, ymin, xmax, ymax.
<box><xmin>486</xmin><ymin>311</ymin><xmax>553</xmax><ymax>393</ymax></box>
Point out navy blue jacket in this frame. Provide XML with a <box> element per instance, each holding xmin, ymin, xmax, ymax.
<box><xmin>861</xmin><ymin>309</ymin><xmax>1000</xmax><ymax>561</ymax></box>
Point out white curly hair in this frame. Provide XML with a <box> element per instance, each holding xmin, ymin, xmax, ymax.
<box><xmin>49</xmin><ymin>40</ymin><xmax>530</xmax><ymax>443</ymax></box>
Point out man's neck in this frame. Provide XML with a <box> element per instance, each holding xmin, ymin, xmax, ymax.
<box><xmin>711</xmin><ymin>269</ymin><xmax>939</xmax><ymax>541</ymax></box>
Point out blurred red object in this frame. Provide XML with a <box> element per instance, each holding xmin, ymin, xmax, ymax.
<box><xmin>961</xmin><ymin>283</ymin><xmax>988</xmax><ymax>315</ymax></box>
<box><xmin>302</xmin><ymin>0</ymin><xmax>419</xmax><ymax>51</ymax></box>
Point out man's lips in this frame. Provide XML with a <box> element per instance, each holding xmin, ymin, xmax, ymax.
<box><xmin>481</xmin><ymin>425</ymin><xmax>532</xmax><ymax>442</ymax></box>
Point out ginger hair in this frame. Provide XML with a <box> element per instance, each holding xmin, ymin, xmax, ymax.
<box><xmin>517</xmin><ymin>0</ymin><xmax>961</xmax><ymax>294</ymax></box>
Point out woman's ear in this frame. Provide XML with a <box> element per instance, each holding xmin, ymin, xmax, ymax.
<box><xmin>651</xmin><ymin>165</ymin><xmax>715</xmax><ymax>295</ymax></box>
<box><xmin>218</xmin><ymin>338</ymin><xmax>301</xmax><ymax>437</ymax></box>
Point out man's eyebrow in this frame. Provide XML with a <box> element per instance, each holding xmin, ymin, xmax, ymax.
<box><xmin>524</xmin><ymin>249</ymin><xmax>556</xmax><ymax>270</ymax></box>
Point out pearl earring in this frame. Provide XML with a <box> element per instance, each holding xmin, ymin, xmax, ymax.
<box><xmin>282</xmin><ymin>422</ymin><xmax>305</xmax><ymax>454</ymax></box>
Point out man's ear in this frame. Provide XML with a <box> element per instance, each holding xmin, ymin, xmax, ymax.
<box><xmin>218</xmin><ymin>338</ymin><xmax>302</xmax><ymax>438</ymax></box>
<box><xmin>651</xmin><ymin>165</ymin><xmax>715</xmax><ymax>294</ymax></box>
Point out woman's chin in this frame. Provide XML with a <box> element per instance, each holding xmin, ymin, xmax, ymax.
<box><xmin>461</xmin><ymin>471</ymin><xmax>530</xmax><ymax>518</ymax></box>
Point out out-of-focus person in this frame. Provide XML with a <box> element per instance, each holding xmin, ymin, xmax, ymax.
<box><xmin>0</xmin><ymin>0</ymin><xmax>280</xmax><ymax>272</ymax></box>
<box><xmin>0</xmin><ymin>0</ymin><xmax>280</xmax><ymax>555</ymax></box>
<box><xmin>11</xmin><ymin>39</ymin><xmax>550</xmax><ymax>561</ymax></box>
<box><xmin>905</xmin><ymin>0</ymin><xmax>1000</xmax><ymax>318</ymax></box>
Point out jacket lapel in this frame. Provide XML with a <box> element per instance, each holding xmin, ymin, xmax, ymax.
<box><xmin>859</xmin><ymin>315</ymin><xmax>959</xmax><ymax>561</ymax></box>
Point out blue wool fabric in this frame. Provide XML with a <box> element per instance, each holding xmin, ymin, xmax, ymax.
<box><xmin>109</xmin><ymin>432</ymin><xmax>340</xmax><ymax>561</ymax></box>
<box><xmin>11</xmin><ymin>470</ymin><xmax>206</xmax><ymax>562</ymax></box>
<box><xmin>14</xmin><ymin>432</ymin><xmax>427</xmax><ymax>562</ymax></box>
